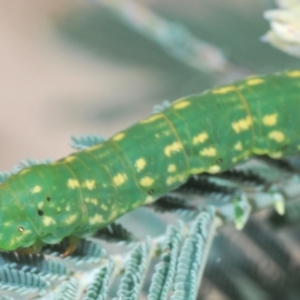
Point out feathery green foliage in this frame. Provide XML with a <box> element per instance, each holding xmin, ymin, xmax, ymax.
<box><xmin>113</xmin><ymin>238</ymin><xmax>151</xmax><ymax>300</ymax></box>
<box><xmin>93</xmin><ymin>222</ymin><xmax>137</xmax><ymax>243</ymax></box>
<box><xmin>69</xmin><ymin>135</ymin><xmax>107</xmax><ymax>151</ymax></box>
<box><xmin>83</xmin><ymin>259</ymin><xmax>114</xmax><ymax>300</ymax></box>
<box><xmin>148</xmin><ymin>222</ymin><xmax>184</xmax><ymax>300</ymax></box>
<box><xmin>1</xmin><ymin>140</ymin><xmax>299</xmax><ymax>299</ymax></box>
<box><xmin>56</xmin><ymin>277</ymin><xmax>80</xmax><ymax>300</ymax></box>
<box><xmin>0</xmin><ymin>266</ymin><xmax>49</xmax><ymax>298</ymax></box>
<box><xmin>171</xmin><ymin>209</ymin><xmax>215</xmax><ymax>300</ymax></box>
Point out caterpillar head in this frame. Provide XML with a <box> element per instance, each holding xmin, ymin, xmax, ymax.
<box><xmin>0</xmin><ymin>163</ymin><xmax>84</xmax><ymax>251</ymax></box>
<box><xmin>0</xmin><ymin>176</ymin><xmax>37</xmax><ymax>251</ymax></box>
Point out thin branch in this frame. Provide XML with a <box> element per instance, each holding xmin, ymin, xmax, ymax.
<box><xmin>92</xmin><ymin>0</ymin><xmax>248</xmax><ymax>77</ymax></box>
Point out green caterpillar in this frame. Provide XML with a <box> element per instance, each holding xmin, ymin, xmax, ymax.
<box><xmin>1</xmin><ymin>69</ymin><xmax>300</xmax><ymax>253</ymax></box>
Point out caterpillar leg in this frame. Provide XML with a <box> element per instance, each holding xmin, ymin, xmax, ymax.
<box><xmin>62</xmin><ymin>236</ymin><xmax>79</xmax><ymax>257</ymax></box>
<box><xmin>16</xmin><ymin>240</ymin><xmax>43</xmax><ymax>255</ymax></box>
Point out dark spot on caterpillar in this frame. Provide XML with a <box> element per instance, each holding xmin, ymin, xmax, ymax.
<box><xmin>148</xmin><ymin>189</ymin><xmax>154</xmax><ymax>195</ymax></box>
<box><xmin>216</xmin><ymin>158</ymin><xmax>223</xmax><ymax>164</ymax></box>
<box><xmin>18</xmin><ymin>227</ymin><xmax>24</xmax><ymax>232</ymax></box>
<box><xmin>46</xmin><ymin>197</ymin><xmax>51</xmax><ymax>201</ymax></box>
<box><xmin>37</xmin><ymin>210</ymin><xmax>44</xmax><ymax>216</ymax></box>
<box><xmin>281</xmin><ymin>144</ymin><xmax>288</xmax><ymax>150</ymax></box>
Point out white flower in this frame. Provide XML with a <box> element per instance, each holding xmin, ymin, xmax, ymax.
<box><xmin>262</xmin><ymin>0</ymin><xmax>300</xmax><ymax>58</ymax></box>
<box><xmin>276</xmin><ymin>0</ymin><xmax>300</xmax><ymax>12</ymax></box>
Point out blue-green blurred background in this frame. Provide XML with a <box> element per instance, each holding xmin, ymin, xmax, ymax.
<box><xmin>1</xmin><ymin>0</ymin><xmax>299</xmax><ymax>171</ymax></box>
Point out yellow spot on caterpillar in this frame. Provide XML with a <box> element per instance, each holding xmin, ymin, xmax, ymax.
<box><xmin>168</xmin><ymin>164</ymin><xmax>177</xmax><ymax>173</ymax></box>
<box><xmin>200</xmin><ymin>147</ymin><xmax>217</xmax><ymax>157</ymax></box>
<box><xmin>162</xmin><ymin>129</ymin><xmax>171</xmax><ymax>136</ymax></box>
<box><xmin>67</xmin><ymin>179</ymin><xmax>80</xmax><ymax>189</ymax></box>
<box><xmin>65</xmin><ymin>214</ymin><xmax>78</xmax><ymax>225</ymax></box>
<box><xmin>173</xmin><ymin>101</ymin><xmax>190</xmax><ymax>109</ymax></box>
<box><xmin>109</xmin><ymin>210</ymin><xmax>118</xmax><ymax>221</ymax></box>
<box><xmin>247</xmin><ymin>78</ymin><xmax>264</xmax><ymax>86</ymax></box>
<box><xmin>135</xmin><ymin>158</ymin><xmax>146</xmax><ymax>172</ymax></box>
<box><xmin>166</xmin><ymin>177</ymin><xmax>175</xmax><ymax>186</ymax></box>
<box><xmin>37</xmin><ymin>202</ymin><xmax>44</xmax><ymax>209</ymax></box>
<box><xmin>140</xmin><ymin>114</ymin><xmax>163</xmax><ymax>124</ymax></box>
<box><xmin>269</xmin><ymin>152</ymin><xmax>283</xmax><ymax>158</ymax></box>
<box><xmin>120</xmin><ymin>208</ymin><xmax>126</xmax><ymax>214</ymax></box>
<box><xmin>66</xmin><ymin>204</ymin><xmax>71</xmax><ymax>211</ymax></box>
<box><xmin>208</xmin><ymin>165</ymin><xmax>221</xmax><ymax>174</ymax></box>
<box><xmin>101</xmin><ymin>205</ymin><xmax>108</xmax><ymax>211</ymax></box>
<box><xmin>212</xmin><ymin>85</ymin><xmax>236</xmax><ymax>94</ymax></box>
<box><xmin>132</xmin><ymin>201</ymin><xmax>140</xmax><ymax>209</ymax></box>
<box><xmin>84</xmin><ymin>197</ymin><xmax>98</xmax><ymax>205</ymax></box>
<box><xmin>91</xmin><ymin>198</ymin><xmax>98</xmax><ymax>205</ymax></box>
<box><xmin>12</xmin><ymin>229</ymin><xmax>32</xmax><ymax>246</ymax></box>
<box><xmin>253</xmin><ymin>148</ymin><xmax>269</xmax><ymax>155</ymax></box>
<box><xmin>64</xmin><ymin>156</ymin><xmax>76</xmax><ymax>163</ymax></box>
<box><xmin>231</xmin><ymin>152</ymin><xmax>250</xmax><ymax>164</ymax></box>
<box><xmin>113</xmin><ymin>173</ymin><xmax>127</xmax><ymax>186</ymax></box>
<box><xmin>268</xmin><ymin>131</ymin><xmax>285</xmax><ymax>143</ymax></box>
<box><xmin>57</xmin><ymin>207</ymin><xmax>62</xmax><ymax>212</ymax></box>
<box><xmin>298</xmin><ymin>145</ymin><xmax>300</xmax><ymax>150</ymax></box>
<box><xmin>112</xmin><ymin>132</ymin><xmax>125</xmax><ymax>141</ymax></box>
<box><xmin>190</xmin><ymin>167</ymin><xmax>204</xmax><ymax>174</ymax></box>
<box><xmin>42</xmin><ymin>216</ymin><xmax>56</xmax><ymax>226</ymax></box>
<box><xmin>20</xmin><ymin>169</ymin><xmax>30</xmax><ymax>175</ymax></box>
<box><xmin>166</xmin><ymin>174</ymin><xmax>186</xmax><ymax>186</ymax></box>
<box><xmin>193</xmin><ymin>132</ymin><xmax>208</xmax><ymax>145</ymax></box>
<box><xmin>164</xmin><ymin>141</ymin><xmax>183</xmax><ymax>157</ymax></box>
<box><xmin>231</xmin><ymin>116</ymin><xmax>252</xmax><ymax>133</ymax></box>
<box><xmin>262</xmin><ymin>113</ymin><xmax>278</xmax><ymax>126</ymax></box>
<box><xmin>86</xmin><ymin>144</ymin><xmax>103</xmax><ymax>152</ymax></box>
<box><xmin>89</xmin><ymin>214</ymin><xmax>104</xmax><ymax>225</ymax></box>
<box><xmin>237</xmin><ymin>83</ymin><xmax>246</xmax><ymax>90</ymax></box>
<box><xmin>23</xmin><ymin>229</ymin><xmax>32</xmax><ymax>234</ymax></box>
<box><xmin>85</xmin><ymin>180</ymin><xmax>96</xmax><ymax>190</ymax></box>
<box><xmin>234</xmin><ymin>141</ymin><xmax>243</xmax><ymax>151</ymax></box>
<box><xmin>31</xmin><ymin>185</ymin><xmax>42</xmax><ymax>194</ymax></box>
<box><xmin>145</xmin><ymin>195</ymin><xmax>154</xmax><ymax>204</ymax></box>
<box><xmin>287</xmin><ymin>70</ymin><xmax>300</xmax><ymax>77</ymax></box>
<box><xmin>140</xmin><ymin>176</ymin><xmax>154</xmax><ymax>187</ymax></box>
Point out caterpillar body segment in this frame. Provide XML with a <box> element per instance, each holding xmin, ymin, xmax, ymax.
<box><xmin>0</xmin><ymin>69</ymin><xmax>299</xmax><ymax>252</ymax></box>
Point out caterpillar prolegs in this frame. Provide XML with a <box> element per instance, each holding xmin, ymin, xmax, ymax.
<box><xmin>1</xmin><ymin>69</ymin><xmax>300</xmax><ymax>252</ymax></box>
